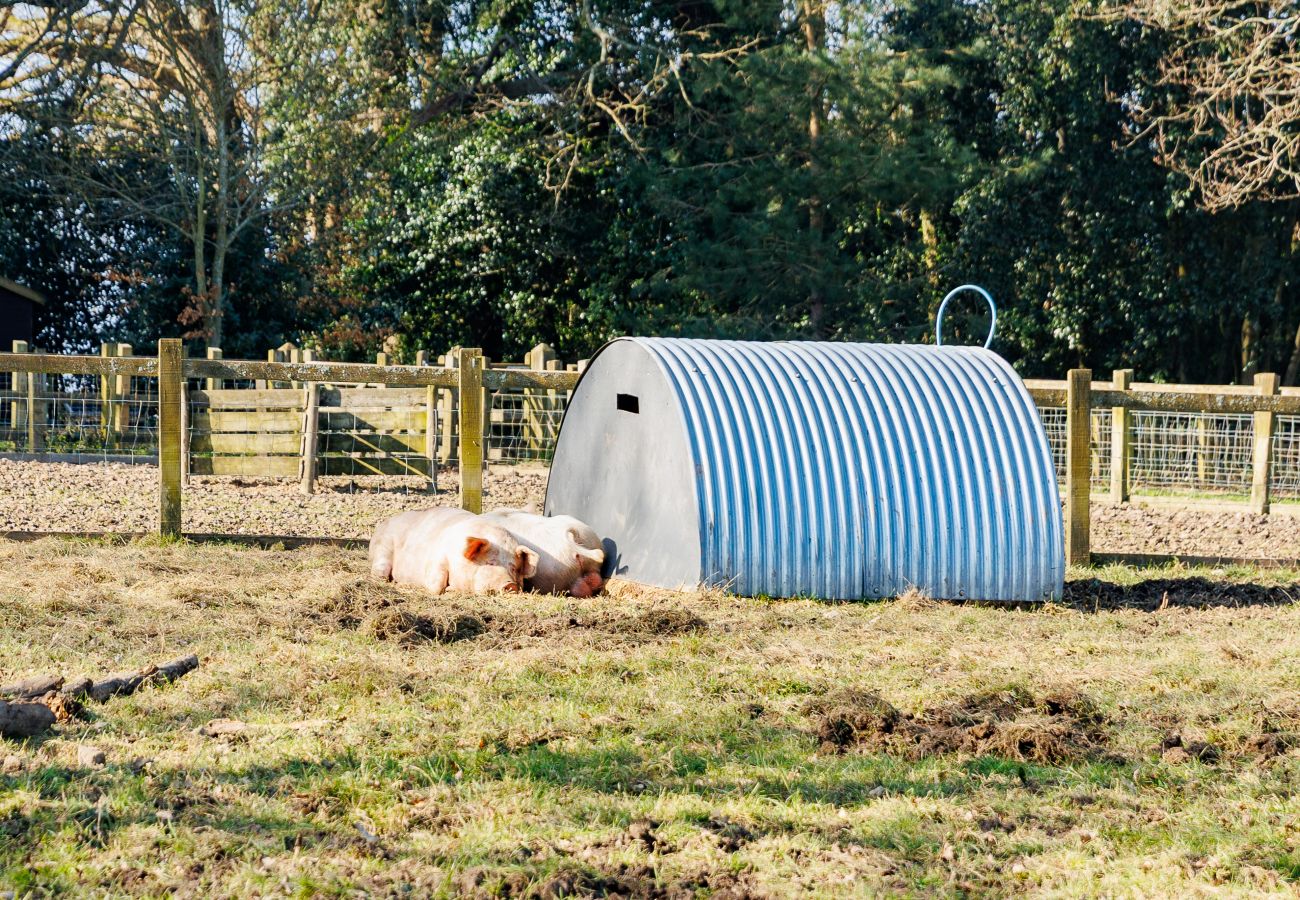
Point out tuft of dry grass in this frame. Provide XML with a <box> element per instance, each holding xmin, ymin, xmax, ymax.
<box><xmin>1</xmin><ymin>539</ymin><xmax>1300</xmax><ymax>895</ymax></box>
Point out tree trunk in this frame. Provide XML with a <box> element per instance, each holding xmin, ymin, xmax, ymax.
<box><xmin>801</xmin><ymin>1</ymin><xmax>827</xmax><ymax>338</ymax></box>
<box><xmin>192</xmin><ymin>182</ymin><xmax>209</xmax><ymax>341</ymax></box>
<box><xmin>208</xmin><ymin>118</ymin><xmax>231</xmax><ymax>351</ymax></box>
<box><xmin>919</xmin><ymin>209</ymin><xmax>940</xmax><ymax>286</ymax></box>
<box><xmin>1241</xmin><ymin>315</ymin><xmax>1259</xmax><ymax>382</ymax></box>
<box><xmin>1284</xmin><ymin>318</ymin><xmax>1300</xmax><ymax>387</ymax></box>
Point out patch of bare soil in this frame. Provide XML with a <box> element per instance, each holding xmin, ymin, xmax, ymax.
<box><xmin>1063</xmin><ymin>577</ymin><xmax>1300</xmax><ymax>611</ymax></box>
<box><xmin>363</xmin><ymin>609</ymin><xmax>485</xmax><ymax>645</ymax></box>
<box><xmin>1091</xmin><ymin>502</ymin><xmax>1300</xmax><ymax>559</ymax></box>
<box><xmin>315</xmin><ymin>578</ymin><xmax>408</xmax><ymax>629</ymax></box>
<box><xmin>806</xmin><ymin>686</ymin><xmax>1109</xmax><ymax>764</ymax></box>
<box><xmin>487</xmin><ymin>606</ymin><xmax>709</xmax><ymax>641</ymax></box>
<box><xmin>457</xmin><ymin>860</ymin><xmax>764</xmax><ymax>900</ymax></box>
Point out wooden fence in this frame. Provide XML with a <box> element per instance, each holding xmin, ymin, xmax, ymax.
<box><xmin>2</xmin><ymin>338</ymin><xmax>583</xmax><ymax>475</ymax></box>
<box><xmin>1029</xmin><ymin>368</ymin><xmax>1300</xmax><ymax>568</ymax></box>
<box><xmin>0</xmin><ymin>340</ymin><xmax>582</xmax><ymax>535</ymax></box>
<box><xmin>5</xmin><ymin>346</ymin><xmax>1300</xmax><ymax>569</ymax></box>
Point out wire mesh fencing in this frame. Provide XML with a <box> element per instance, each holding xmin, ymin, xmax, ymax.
<box><xmin>1270</xmin><ymin>417</ymin><xmax>1300</xmax><ymax>500</ymax></box>
<box><xmin>1036</xmin><ymin>407</ymin><xmax>1111</xmax><ymax>488</ymax></box>
<box><xmin>489</xmin><ymin>385</ymin><xmax>568</xmax><ymax>465</ymax></box>
<box><xmin>0</xmin><ymin>368</ymin><xmax>162</xmax><ymax>534</ymax></box>
<box><xmin>1037</xmin><ymin>407</ymin><xmax>1283</xmax><ymax>497</ymax></box>
<box><xmin>1</xmin><ymin>371</ymin><xmax>158</xmax><ymax>460</ymax></box>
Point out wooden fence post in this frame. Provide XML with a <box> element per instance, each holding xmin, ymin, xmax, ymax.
<box><xmin>481</xmin><ymin>355</ymin><xmax>492</xmax><ymax>470</ymax></box>
<box><xmin>545</xmin><ymin>358</ymin><xmax>562</xmax><ymax>456</ymax></box>
<box><xmin>11</xmin><ymin>340</ymin><xmax>27</xmax><ymax>444</ymax></box>
<box><xmin>458</xmin><ymin>347</ymin><xmax>484</xmax><ymax>513</ymax></box>
<box><xmin>425</xmin><ymin>384</ymin><xmax>437</xmax><ymax>493</ymax></box>
<box><xmin>205</xmin><ymin>347</ymin><xmax>222</xmax><ymax>391</ymax></box>
<box><xmin>439</xmin><ymin>350</ymin><xmax>458</xmax><ymax>464</ymax></box>
<box><xmin>101</xmin><ymin>342</ymin><xmax>118</xmax><ymax>448</ymax></box>
<box><xmin>416</xmin><ymin>350</ymin><xmax>437</xmax><ymax>492</ymax></box>
<box><xmin>158</xmin><ymin>339</ymin><xmax>184</xmax><ymax>538</ymax></box>
<box><xmin>277</xmin><ymin>343</ymin><xmax>296</xmax><ymax>389</ymax></box>
<box><xmin>1109</xmin><ymin>369</ymin><xmax>1132</xmax><ymax>504</ymax></box>
<box><xmin>26</xmin><ymin>347</ymin><xmax>42</xmax><ymax>452</ymax></box>
<box><xmin>180</xmin><ymin>378</ymin><xmax>190</xmax><ymax>487</ymax></box>
<box><xmin>1251</xmin><ymin>372</ymin><xmax>1279</xmax><ymax>515</ymax></box>
<box><xmin>1196</xmin><ymin>415</ymin><xmax>1209</xmax><ymax>486</ymax></box>
<box><xmin>1065</xmin><ymin>368</ymin><xmax>1092</xmax><ymax>566</ymax></box>
<box><xmin>299</xmin><ymin>381</ymin><xmax>320</xmax><ymax>495</ymax></box>
<box><xmin>525</xmin><ymin>343</ymin><xmax>555</xmax><ymax>455</ymax></box>
<box><xmin>114</xmin><ymin>343</ymin><xmax>133</xmax><ymax>440</ymax></box>
<box><xmin>257</xmin><ymin>349</ymin><xmax>274</xmax><ymax>390</ymax></box>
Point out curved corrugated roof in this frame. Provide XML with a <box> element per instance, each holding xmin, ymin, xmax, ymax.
<box><xmin>628</xmin><ymin>337</ymin><xmax>1062</xmax><ymax>601</ymax></box>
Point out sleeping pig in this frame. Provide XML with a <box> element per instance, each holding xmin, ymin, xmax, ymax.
<box><xmin>369</xmin><ymin>508</ymin><xmax>538</xmax><ymax>594</ymax></box>
<box><xmin>481</xmin><ymin>508</ymin><xmax>605</xmax><ymax>597</ymax></box>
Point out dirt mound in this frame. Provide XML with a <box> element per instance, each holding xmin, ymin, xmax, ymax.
<box><xmin>318</xmin><ymin>578</ymin><xmax>406</xmax><ymax>628</ymax></box>
<box><xmin>620</xmin><ymin>608</ymin><xmax>708</xmax><ymax>637</ymax></box>
<box><xmin>806</xmin><ymin>687</ymin><xmax>1108</xmax><ymax>763</ymax></box>
<box><xmin>488</xmin><ymin>607</ymin><xmax>710</xmax><ymax>641</ymax></box>
<box><xmin>1063</xmin><ymin>577</ymin><xmax>1300</xmax><ymax>612</ymax></box>
<box><xmin>364</xmin><ymin>609</ymin><xmax>485</xmax><ymax>645</ymax></box>
<box><xmin>1159</xmin><ymin>733</ymin><xmax>1221</xmax><ymax>764</ymax></box>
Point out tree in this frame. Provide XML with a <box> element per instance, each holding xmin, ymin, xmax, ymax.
<box><xmin>1112</xmin><ymin>0</ymin><xmax>1300</xmax><ymax>210</ymax></box>
<box><xmin>12</xmin><ymin>0</ymin><xmax>380</xmax><ymax>349</ymax></box>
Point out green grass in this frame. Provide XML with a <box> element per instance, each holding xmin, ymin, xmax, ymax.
<box><xmin>1</xmin><ymin>540</ymin><xmax>1300</xmax><ymax>896</ymax></box>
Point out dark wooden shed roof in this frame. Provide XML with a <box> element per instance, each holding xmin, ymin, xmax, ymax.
<box><xmin>0</xmin><ymin>278</ymin><xmax>45</xmax><ymax>306</ymax></box>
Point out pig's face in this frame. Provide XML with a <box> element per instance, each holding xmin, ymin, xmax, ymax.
<box><xmin>449</xmin><ymin>529</ymin><xmax>539</xmax><ymax>594</ymax></box>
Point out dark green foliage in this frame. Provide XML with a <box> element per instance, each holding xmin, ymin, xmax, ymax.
<box><xmin>8</xmin><ymin>0</ymin><xmax>1300</xmax><ymax>380</ymax></box>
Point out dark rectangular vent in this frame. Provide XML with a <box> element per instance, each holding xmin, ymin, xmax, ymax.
<box><xmin>616</xmin><ymin>393</ymin><xmax>639</xmax><ymax>414</ymax></box>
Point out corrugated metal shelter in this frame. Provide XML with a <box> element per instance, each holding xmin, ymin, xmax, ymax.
<box><xmin>544</xmin><ymin>337</ymin><xmax>1063</xmax><ymax>602</ymax></box>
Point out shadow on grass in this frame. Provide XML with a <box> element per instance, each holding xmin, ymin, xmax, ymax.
<box><xmin>1060</xmin><ymin>576</ymin><xmax>1300</xmax><ymax>612</ymax></box>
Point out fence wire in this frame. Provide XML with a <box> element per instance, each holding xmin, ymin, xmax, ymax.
<box><xmin>489</xmin><ymin>386</ymin><xmax>567</xmax><ymax>464</ymax></box>
<box><xmin>1037</xmin><ymin>407</ymin><xmax>1287</xmax><ymax>496</ymax></box>
<box><xmin>1</xmin><ymin>373</ymin><xmax>158</xmax><ymax>459</ymax></box>
<box><xmin>1036</xmin><ymin>407</ymin><xmax>1111</xmax><ymax>487</ymax></box>
<box><xmin>1271</xmin><ymin>417</ymin><xmax>1300</xmax><ymax>499</ymax></box>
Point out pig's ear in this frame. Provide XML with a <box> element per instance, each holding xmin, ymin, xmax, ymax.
<box><xmin>517</xmin><ymin>547</ymin><xmax>539</xmax><ymax>579</ymax></box>
<box><xmin>463</xmin><ymin>536</ymin><xmax>490</xmax><ymax>561</ymax></box>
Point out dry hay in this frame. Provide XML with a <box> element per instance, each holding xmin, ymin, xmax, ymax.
<box><xmin>806</xmin><ymin>686</ymin><xmax>1109</xmax><ymax>764</ymax></box>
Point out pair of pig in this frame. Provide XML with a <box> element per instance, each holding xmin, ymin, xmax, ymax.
<box><xmin>369</xmin><ymin>507</ymin><xmax>605</xmax><ymax>597</ymax></box>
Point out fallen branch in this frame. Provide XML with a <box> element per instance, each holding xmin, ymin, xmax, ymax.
<box><xmin>0</xmin><ymin>674</ymin><xmax>63</xmax><ymax>700</ymax></box>
<box><xmin>89</xmin><ymin>655</ymin><xmax>199</xmax><ymax>703</ymax></box>
<box><xmin>0</xmin><ymin>655</ymin><xmax>200</xmax><ymax>740</ymax></box>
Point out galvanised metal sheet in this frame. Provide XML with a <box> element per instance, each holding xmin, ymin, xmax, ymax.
<box><xmin>546</xmin><ymin>337</ymin><xmax>1064</xmax><ymax>602</ymax></box>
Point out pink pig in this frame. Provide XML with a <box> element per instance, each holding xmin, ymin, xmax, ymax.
<box><xmin>369</xmin><ymin>508</ymin><xmax>538</xmax><ymax>594</ymax></box>
<box><xmin>482</xmin><ymin>508</ymin><xmax>606</xmax><ymax>597</ymax></box>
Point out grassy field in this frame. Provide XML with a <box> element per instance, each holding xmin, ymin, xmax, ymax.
<box><xmin>2</xmin><ymin>539</ymin><xmax>1300</xmax><ymax>897</ymax></box>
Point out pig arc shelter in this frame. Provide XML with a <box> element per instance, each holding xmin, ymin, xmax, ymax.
<box><xmin>545</xmin><ymin>337</ymin><xmax>1063</xmax><ymax>602</ymax></box>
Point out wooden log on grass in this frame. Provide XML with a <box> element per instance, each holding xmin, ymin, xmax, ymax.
<box><xmin>0</xmin><ymin>674</ymin><xmax>63</xmax><ymax>699</ymax></box>
<box><xmin>0</xmin><ymin>700</ymin><xmax>56</xmax><ymax>738</ymax></box>
<box><xmin>89</xmin><ymin>654</ymin><xmax>199</xmax><ymax>703</ymax></box>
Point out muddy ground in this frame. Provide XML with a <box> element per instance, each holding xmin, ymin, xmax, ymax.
<box><xmin>1</xmin><ymin>459</ymin><xmax>1299</xmax><ymax>560</ymax></box>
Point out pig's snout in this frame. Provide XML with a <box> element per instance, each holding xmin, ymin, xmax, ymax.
<box><xmin>502</xmin><ymin>581</ymin><xmax>521</xmax><ymax>593</ymax></box>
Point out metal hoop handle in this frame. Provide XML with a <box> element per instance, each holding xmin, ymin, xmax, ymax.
<box><xmin>935</xmin><ymin>284</ymin><xmax>997</xmax><ymax>349</ymax></box>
